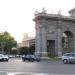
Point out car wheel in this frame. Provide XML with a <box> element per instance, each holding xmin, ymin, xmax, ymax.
<box><xmin>31</xmin><ymin>59</ymin><xmax>34</xmax><ymax>62</ymax></box>
<box><xmin>6</xmin><ymin>59</ymin><xmax>8</xmax><ymax>62</ymax></box>
<box><xmin>36</xmin><ymin>59</ymin><xmax>40</xmax><ymax>62</ymax></box>
<box><xmin>22</xmin><ymin>59</ymin><xmax>25</xmax><ymax>62</ymax></box>
<box><xmin>63</xmin><ymin>59</ymin><xmax>68</xmax><ymax>64</ymax></box>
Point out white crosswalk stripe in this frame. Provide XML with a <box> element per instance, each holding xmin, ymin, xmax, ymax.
<box><xmin>0</xmin><ymin>72</ymin><xmax>75</xmax><ymax>75</ymax></box>
<box><xmin>7</xmin><ymin>72</ymin><xmax>75</xmax><ymax>75</ymax></box>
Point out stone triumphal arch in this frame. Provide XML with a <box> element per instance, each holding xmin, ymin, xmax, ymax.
<box><xmin>34</xmin><ymin>8</ymin><xmax>75</xmax><ymax>57</ymax></box>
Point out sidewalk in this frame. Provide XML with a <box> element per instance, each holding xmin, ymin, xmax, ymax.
<box><xmin>40</xmin><ymin>56</ymin><xmax>61</xmax><ymax>61</ymax></box>
<box><xmin>40</xmin><ymin>57</ymin><xmax>50</xmax><ymax>61</ymax></box>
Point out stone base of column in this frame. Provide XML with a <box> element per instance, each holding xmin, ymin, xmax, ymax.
<box><xmin>41</xmin><ymin>52</ymin><xmax>47</xmax><ymax>57</ymax></box>
<box><xmin>35</xmin><ymin>52</ymin><xmax>49</xmax><ymax>60</ymax></box>
<box><xmin>35</xmin><ymin>52</ymin><xmax>47</xmax><ymax>57</ymax></box>
<box><xmin>41</xmin><ymin>52</ymin><xmax>50</xmax><ymax>61</ymax></box>
<box><xmin>57</xmin><ymin>51</ymin><xmax>62</xmax><ymax>58</ymax></box>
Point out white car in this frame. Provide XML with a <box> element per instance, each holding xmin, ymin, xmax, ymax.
<box><xmin>0</xmin><ymin>54</ymin><xmax>9</xmax><ymax>62</ymax></box>
<box><xmin>62</xmin><ymin>53</ymin><xmax>75</xmax><ymax>64</ymax></box>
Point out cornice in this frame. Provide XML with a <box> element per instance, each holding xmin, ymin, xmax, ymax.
<box><xmin>34</xmin><ymin>13</ymin><xmax>75</xmax><ymax>22</ymax></box>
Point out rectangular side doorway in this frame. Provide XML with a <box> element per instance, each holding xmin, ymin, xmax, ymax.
<box><xmin>47</xmin><ymin>40</ymin><xmax>55</xmax><ymax>57</ymax></box>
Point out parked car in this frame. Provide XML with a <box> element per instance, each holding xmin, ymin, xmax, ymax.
<box><xmin>22</xmin><ymin>54</ymin><xmax>40</xmax><ymax>62</ymax></box>
<box><xmin>8</xmin><ymin>55</ymin><xmax>15</xmax><ymax>58</ymax></box>
<box><xmin>62</xmin><ymin>53</ymin><xmax>75</xmax><ymax>64</ymax></box>
<box><xmin>0</xmin><ymin>54</ymin><xmax>9</xmax><ymax>62</ymax></box>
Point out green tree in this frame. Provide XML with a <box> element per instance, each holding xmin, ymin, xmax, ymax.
<box><xmin>19</xmin><ymin>47</ymin><xmax>29</xmax><ymax>55</ymax></box>
<box><xmin>0</xmin><ymin>31</ymin><xmax>17</xmax><ymax>54</ymax></box>
<box><xmin>29</xmin><ymin>44</ymin><xmax>35</xmax><ymax>54</ymax></box>
<box><xmin>19</xmin><ymin>44</ymin><xmax>35</xmax><ymax>55</ymax></box>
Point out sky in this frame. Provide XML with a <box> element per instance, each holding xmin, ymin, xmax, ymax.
<box><xmin>0</xmin><ymin>0</ymin><xmax>75</xmax><ymax>43</ymax></box>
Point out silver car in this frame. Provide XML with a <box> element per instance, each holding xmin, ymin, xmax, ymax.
<box><xmin>62</xmin><ymin>53</ymin><xmax>75</xmax><ymax>64</ymax></box>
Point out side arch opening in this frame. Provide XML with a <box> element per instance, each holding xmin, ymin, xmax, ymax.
<box><xmin>62</xmin><ymin>31</ymin><xmax>74</xmax><ymax>54</ymax></box>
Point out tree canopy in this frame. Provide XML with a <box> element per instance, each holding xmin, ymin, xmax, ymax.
<box><xmin>0</xmin><ymin>31</ymin><xmax>17</xmax><ymax>54</ymax></box>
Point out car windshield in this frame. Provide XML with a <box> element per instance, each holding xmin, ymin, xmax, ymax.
<box><xmin>64</xmin><ymin>53</ymin><xmax>75</xmax><ymax>57</ymax></box>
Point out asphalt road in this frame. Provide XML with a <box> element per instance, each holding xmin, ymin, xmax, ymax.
<box><xmin>0</xmin><ymin>58</ymin><xmax>75</xmax><ymax>75</ymax></box>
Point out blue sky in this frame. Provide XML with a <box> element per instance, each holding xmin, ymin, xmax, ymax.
<box><xmin>0</xmin><ymin>0</ymin><xmax>75</xmax><ymax>43</ymax></box>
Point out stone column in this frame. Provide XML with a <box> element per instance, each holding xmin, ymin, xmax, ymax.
<box><xmin>40</xmin><ymin>25</ymin><xmax>47</xmax><ymax>57</ymax></box>
<box><xmin>74</xmin><ymin>35</ymin><xmax>75</xmax><ymax>53</ymax></box>
<box><xmin>57</xmin><ymin>18</ymin><xmax>62</xmax><ymax>57</ymax></box>
<box><xmin>35</xmin><ymin>23</ymin><xmax>41</xmax><ymax>56</ymax></box>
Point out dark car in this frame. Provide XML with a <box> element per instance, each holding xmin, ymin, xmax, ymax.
<box><xmin>22</xmin><ymin>54</ymin><xmax>40</xmax><ymax>62</ymax></box>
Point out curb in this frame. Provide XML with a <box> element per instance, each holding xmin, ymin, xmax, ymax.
<box><xmin>40</xmin><ymin>57</ymin><xmax>61</xmax><ymax>61</ymax></box>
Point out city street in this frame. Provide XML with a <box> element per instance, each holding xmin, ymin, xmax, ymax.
<box><xmin>0</xmin><ymin>58</ymin><xmax>75</xmax><ymax>75</ymax></box>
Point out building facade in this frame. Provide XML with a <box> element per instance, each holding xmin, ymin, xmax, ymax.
<box><xmin>34</xmin><ymin>8</ymin><xmax>75</xmax><ymax>57</ymax></box>
<box><xmin>17</xmin><ymin>35</ymin><xmax>35</xmax><ymax>48</ymax></box>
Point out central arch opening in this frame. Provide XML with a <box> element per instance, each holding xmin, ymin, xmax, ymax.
<box><xmin>62</xmin><ymin>31</ymin><xmax>74</xmax><ymax>54</ymax></box>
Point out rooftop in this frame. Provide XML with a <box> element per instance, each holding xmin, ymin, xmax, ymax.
<box><xmin>34</xmin><ymin>8</ymin><xmax>75</xmax><ymax>22</ymax></box>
